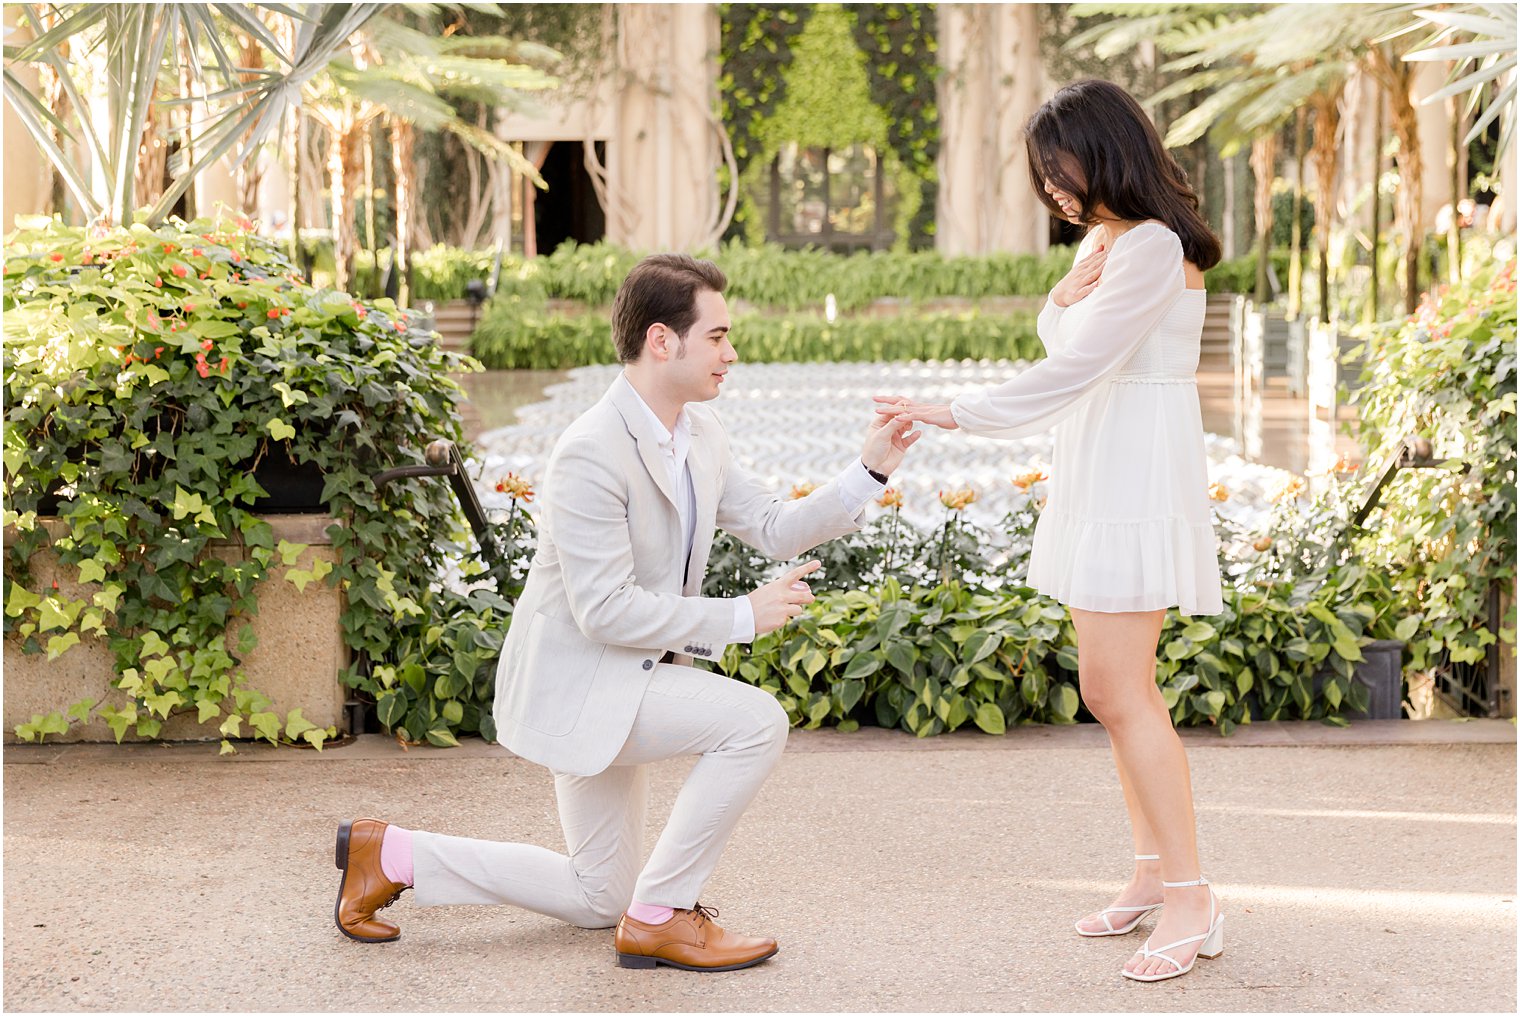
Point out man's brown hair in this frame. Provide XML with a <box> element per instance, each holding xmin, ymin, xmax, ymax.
<box><xmin>610</xmin><ymin>254</ymin><xmax>728</xmax><ymax>364</ymax></box>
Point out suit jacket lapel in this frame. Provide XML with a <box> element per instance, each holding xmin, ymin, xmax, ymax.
<box><xmin>608</xmin><ymin>378</ymin><xmax>681</xmax><ymax>514</ymax></box>
<box><xmin>683</xmin><ymin>414</ymin><xmax>720</xmax><ymax>594</ymax></box>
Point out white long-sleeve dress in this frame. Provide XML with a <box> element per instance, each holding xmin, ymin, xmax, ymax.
<box><xmin>950</xmin><ymin>221</ymin><xmax>1224</xmax><ymax>616</ymax></box>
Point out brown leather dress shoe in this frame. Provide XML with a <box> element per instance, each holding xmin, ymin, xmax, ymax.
<box><xmin>614</xmin><ymin>905</ymin><xmax>778</xmax><ymax>971</ymax></box>
<box><xmin>334</xmin><ymin>818</ymin><xmax>408</xmax><ymax>943</ymax></box>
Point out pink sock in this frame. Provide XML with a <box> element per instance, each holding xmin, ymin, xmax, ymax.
<box><xmin>379</xmin><ymin>825</ymin><xmax>414</xmax><ymax>886</ymax></box>
<box><xmin>626</xmin><ymin>901</ymin><xmax>674</xmax><ymax>925</ymax></box>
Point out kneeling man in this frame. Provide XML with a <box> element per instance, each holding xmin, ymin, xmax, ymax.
<box><xmin>333</xmin><ymin>254</ymin><xmax>918</xmax><ymax>970</ymax></box>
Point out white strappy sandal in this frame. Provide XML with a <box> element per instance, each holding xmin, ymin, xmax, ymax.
<box><xmin>1074</xmin><ymin>854</ymin><xmax>1165</xmax><ymax>937</ymax></box>
<box><xmin>1121</xmin><ymin>875</ymin><xmax>1224</xmax><ymax>982</ymax></box>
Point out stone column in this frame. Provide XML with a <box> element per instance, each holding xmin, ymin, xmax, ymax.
<box><xmin>934</xmin><ymin>3</ymin><xmax>1048</xmax><ymax>256</ymax></box>
<box><xmin>605</xmin><ymin>4</ymin><xmax>723</xmax><ymax>252</ymax></box>
<box><xmin>2</xmin><ymin>6</ymin><xmax>49</xmax><ymax>228</ymax></box>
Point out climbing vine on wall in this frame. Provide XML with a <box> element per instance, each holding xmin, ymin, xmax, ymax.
<box><xmin>719</xmin><ymin>4</ymin><xmax>812</xmax><ymax>239</ymax></box>
<box><xmin>719</xmin><ymin>3</ymin><xmax>941</xmax><ymax>250</ymax></box>
<box><xmin>851</xmin><ymin>4</ymin><xmax>940</xmax><ymax>249</ymax></box>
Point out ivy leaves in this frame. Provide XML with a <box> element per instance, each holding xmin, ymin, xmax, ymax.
<box><xmin>4</xmin><ymin>215</ymin><xmax>483</xmax><ymax>750</ymax></box>
<box><xmin>1352</xmin><ymin>259</ymin><xmax>1516</xmax><ymax>674</ymax></box>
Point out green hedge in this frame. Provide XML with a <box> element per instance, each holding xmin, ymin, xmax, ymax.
<box><xmin>715</xmin><ymin>562</ymin><xmax>1403</xmax><ymax>738</ymax></box>
<box><xmin>351</xmin><ymin>239</ymin><xmax>1273</xmax><ymax>309</ymax></box>
<box><xmin>353</xmin><ymin>245</ymin><xmax>496</xmax><ymax>303</ymax></box>
<box><xmin>470</xmin><ymin>302</ymin><xmax>1042</xmax><ymax>369</ymax></box>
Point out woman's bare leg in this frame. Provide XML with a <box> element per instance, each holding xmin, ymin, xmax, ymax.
<box><xmin>1070</xmin><ymin>607</ymin><xmax>1218</xmax><ymax>978</ymax></box>
<box><xmin>1073</xmin><ymin>740</ymin><xmax>1164</xmax><ymax>933</ymax></box>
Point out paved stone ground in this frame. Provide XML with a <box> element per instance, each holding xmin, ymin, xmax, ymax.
<box><xmin>469</xmin><ymin>363</ymin><xmax>1292</xmax><ymax>536</ymax></box>
<box><xmin>4</xmin><ymin>720</ymin><xmax>1514</xmax><ymax>1013</ymax></box>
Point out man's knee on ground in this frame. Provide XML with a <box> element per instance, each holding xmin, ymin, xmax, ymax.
<box><xmin>573</xmin><ymin>883</ymin><xmax>633</xmax><ymax>929</ymax></box>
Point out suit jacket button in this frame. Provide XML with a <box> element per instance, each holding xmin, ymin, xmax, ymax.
<box><xmin>642</xmin><ymin>659</ymin><xmax>653</xmax><ymax>671</ymax></box>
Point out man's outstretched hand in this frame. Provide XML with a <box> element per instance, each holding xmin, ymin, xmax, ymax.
<box><xmin>747</xmin><ymin>560</ymin><xmax>822</xmax><ymax>635</ymax></box>
<box><xmin>872</xmin><ymin>395</ymin><xmax>958</xmax><ymax>431</ymax></box>
<box><xmin>861</xmin><ymin>409</ymin><xmax>922</xmax><ymax>477</ymax></box>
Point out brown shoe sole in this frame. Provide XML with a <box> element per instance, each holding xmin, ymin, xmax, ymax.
<box><xmin>616</xmin><ymin>945</ymin><xmax>778</xmax><ymax>972</ymax></box>
<box><xmin>333</xmin><ymin>819</ymin><xmax>399</xmax><ymax>944</ymax></box>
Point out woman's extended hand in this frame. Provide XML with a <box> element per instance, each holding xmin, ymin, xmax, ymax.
<box><xmin>871</xmin><ymin>395</ymin><xmax>959</xmax><ymax>431</ymax></box>
<box><xmin>1049</xmin><ymin>243</ymin><xmax>1107</xmax><ymax>308</ymax></box>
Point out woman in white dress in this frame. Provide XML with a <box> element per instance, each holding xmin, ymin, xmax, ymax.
<box><xmin>878</xmin><ymin>79</ymin><xmax>1226</xmax><ymax>982</ymax></box>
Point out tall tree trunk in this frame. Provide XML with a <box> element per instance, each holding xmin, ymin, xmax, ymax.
<box><xmin>234</xmin><ymin>30</ymin><xmax>266</xmax><ymax>215</ymax></box>
<box><xmin>1448</xmin><ymin>94</ymin><xmax>1463</xmax><ymax>284</ymax></box>
<box><xmin>1289</xmin><ymin>106</ymin><xmax>1307</xmax><ymax>321</ymax></box>
<box><xmin>389</xmin><ymin>117</ymin><xmax>416</xmax><ymax>307</ymax></box>
<box><xmin>1310</xmin><ymin>87</ymin><xmax>1343</xmax><ymax>324</ymax></box>
<box><xmin>1368</xmin><ymin>90</ymin><xmax>1383</xmax><ymax>325</ymax></box>
<box><xmin>1222</xmin><ymin>153</ymin><xmax>1236</xmax><ymax>260</ymax></box>
<box><xmin>1368</xmin><ymin>46</ymin><xmax>1423</xmax><ymax>314</ymax></box>
<box><xmin>1250</xmin><ymin>131</ymin><xmax>1277</xmax><ymax>304</ymax></box>
<box><xmin>287</xmin><ymin>108</ymin><xmax>306</xmax><ymax>277</ymax></box>
<box><xmin>363</xmin><ymin>122</ymin><xmax>377</xmax><ymax>263</ymax></box>
<box><xmin>327</xmin><ymin>113</ymin><xmax>366</xmax><ymax>293</ymax></box>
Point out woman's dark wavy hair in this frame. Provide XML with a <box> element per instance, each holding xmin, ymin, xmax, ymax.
<box><xmin>1026</xmin><ymin>79</ymin><xmax>1221</xmax><ymax>270</ymax></box>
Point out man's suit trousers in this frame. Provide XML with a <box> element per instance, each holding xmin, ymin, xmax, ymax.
<box><xmin>410</xmin><ymin>664</ymin><xmax>790</xmax><ymax>928</ymax></box>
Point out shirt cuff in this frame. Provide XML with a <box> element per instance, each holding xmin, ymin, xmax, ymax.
<box><xmin>838</xmin><ymin>457</ymin><xmax>886</xmax><ymax>518</ymax></box>
<box><xmin>728</xmin><ymin>594</ymin><xmax>756</xmax><ymax>645</ymax></box>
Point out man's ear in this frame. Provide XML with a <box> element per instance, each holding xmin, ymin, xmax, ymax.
<box><xmin>644</xmin><ymin>323</ymin><xmax>671</xmax><ymax>362</ymax></box>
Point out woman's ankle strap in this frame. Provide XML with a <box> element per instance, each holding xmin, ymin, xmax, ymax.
<box><xmin>1162</xmin><ymin>876</ymin><xmax>1209</xmax><ymax>888</ymax></box>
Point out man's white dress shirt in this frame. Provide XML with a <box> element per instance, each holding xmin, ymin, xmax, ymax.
<box><xmin>616</xmin><ymin>372</ymin><xmax>883</xmax><ymax>645</ymax></box>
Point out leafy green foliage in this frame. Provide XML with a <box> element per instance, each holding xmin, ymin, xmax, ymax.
<box><xmin>354</xmin><ymin>238</ymin><xmax>1273</xmax><ymax>327</ymax></box>
<box><xmin>472</xmin><ymin>304</ymin><xmax>1041</xmax><ymax>370</ymax></box>
<box><xmin>714</xmin><ymin>564</ymin><xmax>1397</xmax><ymax>736</ymax></box>
<box><xmin>1350</xmin><ymin>257</ymin><xmax>1517</xmax><ymax>670</ymax></box>
<box><xmin>851</xmin><ymin>4</ymin><xmax>941</xmax><ymax>248</ymax></box>
<box><xmin>353</xmin><ymin>244</ymin><xmax>496</xmax><ymax>302</ymax></box>
<box><xmin>719</xmin><ymin>4</ymin><xmax>939</xmax><ymax>249</ymax></box>
<box><xmin>2</xmin><ymin>215</ymin><xmax>493</xmax><ymax>749</ymax></box>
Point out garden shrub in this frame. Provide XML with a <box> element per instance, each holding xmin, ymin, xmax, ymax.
<box><xmin>1351</xmin><ymin>255</ymin><xmax>1517</xmax><ymax>670</ymax></box>
<box><xmin>2</xmin><ymin>216</ymin><xmax>514</xmax><ymax>749</ymax></box>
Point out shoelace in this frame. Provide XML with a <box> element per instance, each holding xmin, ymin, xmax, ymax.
<box><xmin>690</xmin><ymin>903</ymin><xmax>720</xmax><ymax>926</ymax></box>
<box><xmin>376</xmin><ymin>885</ymin><xmax>410</xmax><ymax>912</ymax></box>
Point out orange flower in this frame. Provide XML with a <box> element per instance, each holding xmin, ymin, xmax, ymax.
<box><xmin>1252</xmin><ymin>536</ymin><xmax>1273</xmax><ymax>552</ymax></box>
<box><xmin>939</xmin><ymin>487</ymin><xmax>977</xmax><ymax>511</ymax></box>
<box><xmin>1208</xmin><ymin>482</ymin><xmax>1229</xmax><ymax>502</ymax></box>
<box><xmin>789</xmin><ymin>482</ymin><xmax>817</xmax><ymax>500</ymax></box>
<box><xmin>1012</xmin><ymin>470</ymin><xmax>1048</xmax><ymax>492</ymax></box>
<box><xmin>48</xmin><ymin>252</ymin><xmax>63</xmax><ymax>262</ymax></box>
<box><xmin>1268</xmin><ymin>477</ymin><xmax>1306</xmax><ymax>504</ymax></box>
<box><xmin>876</xmin><ymin>487</ymin><xmax>902</xmax><ymax>509</ymax></box>
<box><xmin>171</xmin><ymin>264</ymin><xmax>188</xmax><ymax>278</ymax></box>
<box><xmin>494</xmin><ymin>473</ymin><xmax>535</xmax><ymax>502</ymax></box>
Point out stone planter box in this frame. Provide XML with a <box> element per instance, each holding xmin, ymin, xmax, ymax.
<box><xmin>3</xmin><ymin>514</ymin><xmax>349</xmax><ymax>743</ymax></box>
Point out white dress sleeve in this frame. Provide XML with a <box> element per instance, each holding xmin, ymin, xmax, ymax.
<box><xmin>950</xmin><ymin>223</ymin><xmax>1186</xmax><ymax>440</ymax></box>
<box><xmin>1034</xmin><ymin>233</ymin><xmax>1094</xmax><ymax>350</ymax></box>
